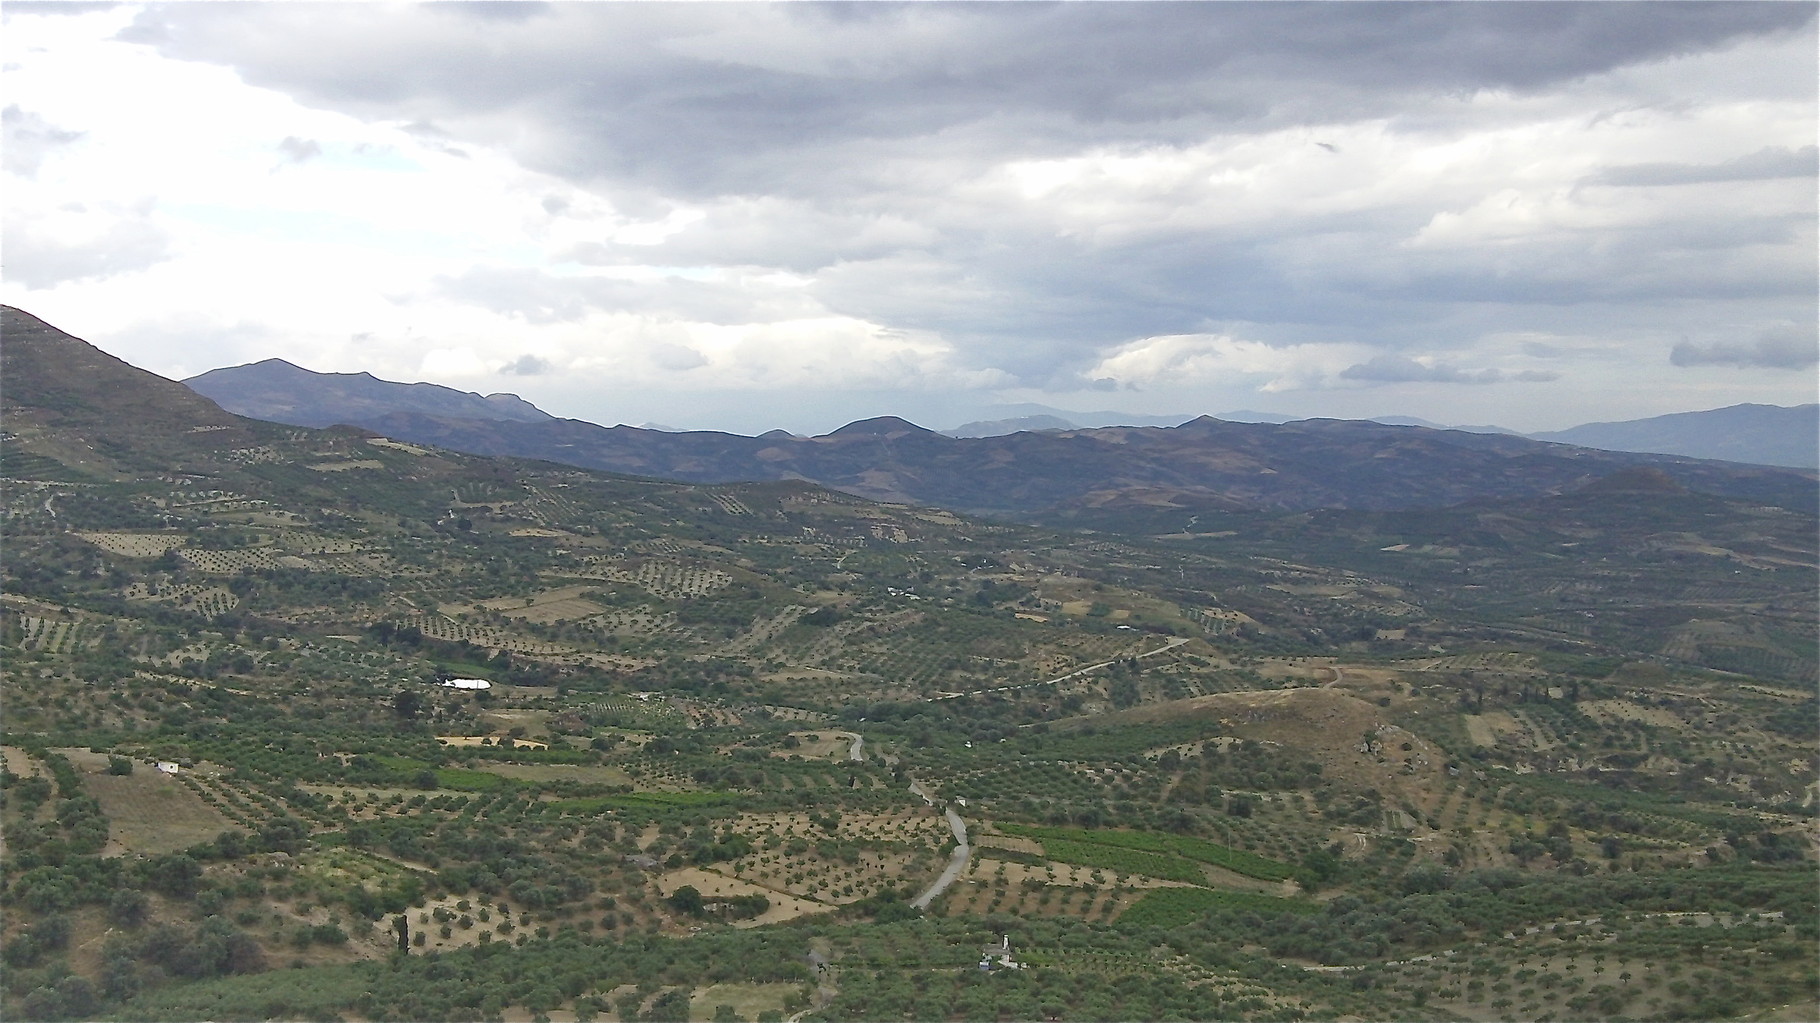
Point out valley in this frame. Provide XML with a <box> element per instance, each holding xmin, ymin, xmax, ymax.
<box><xmin>2</xmin><ymin>307</ymin><xmax>1815</xmax><ymax>1023</ymax></box>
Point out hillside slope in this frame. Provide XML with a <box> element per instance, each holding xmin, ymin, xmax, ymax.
<box><xmin>1</xmin><ymin>306</ymin><xmax>261</xmax><ymax>476</ymax></box>
<box><xmin>186</xmin><ymin>357</ymin><xmax>553</xmax><ymax>428</ymax></box>
<box><xmin>1531</xmin><ymin>403</ymin><xmax>1818</xmax><ymax>468</ymax></box>
<box><xmin>354</xmin><ymin>409</ymin><xmax>1816</xmax><ymax>517</ymax></box>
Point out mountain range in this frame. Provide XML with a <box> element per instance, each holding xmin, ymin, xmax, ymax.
<box><xmin>3</xmin><ymin>308</ymin><xmax>1808</xmax><ymax>525</ymax></box>
<box><xmin>158</xmin><ymin>335</ymin><xmax>1812</xmax><ymax>524</ymax></box>
<box><xmin>183</xmin><ymin>354</ymin><xmax>1816</xmax><ymax>471</ymax></box>
<box><xmin>1529</xmin><ymin>403</ymin><xmax>1818</xmax><ymax>469</ymax></box>
<box><xmin>184</xmin><ymin>357</ymin><xmax>553</xmax><ymax>428</ymax></box>
<box><xmin>2</xmin><ymin>306</ymin><xmax>1817</xmax><ymax>1023</ymax></box>
<box><xmin>944</xmin><ymin>404</ymin><xmax>1198</xmax><ymax>437</ymax></box>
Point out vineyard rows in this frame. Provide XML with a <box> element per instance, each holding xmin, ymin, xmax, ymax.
<box><xmin>718</xmin><ymin>605</ymin><xmax>809</xmax><ymax>655</ymax></box>
<box><xmin>1117</xmin><ymin>886</ymin><xmax>1317</xmax><ymax>928</ymax></box>
<box><xmin>79</xmin><ymin>532</ymin><xmax>186</xmax><ymax>557</ymax></box>
<box><xmin>405</xmin><ymin>614</ymin><xmax>572</xmax><ymax>655</ymax></box>
<box><xmin>123</xmin><ymin>583</ymin><xmax>241</xmax><ymax>617</ymax></box>
<box><xmin>17</xmin><ymin>616</ymin><xmax>92</xmax><ymax>654</ymax></box>
<box><xmin>1001</xmin><ymin>823</ymin><xmax>1299</xmax><ymax>882</ymax></box>
<box><xmin>708</xmin><ymin>493</ymin><xmax>753</xmax><ymax>515</ymax></box>
<box><xmin>179</xmin><ymin>548</ymin><xmax>284</xmax><ymax>573</ymax></box>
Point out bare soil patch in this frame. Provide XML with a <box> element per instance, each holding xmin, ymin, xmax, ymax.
<box><xmin>772</xmin><ymin>731</ymin><xmax>851</xmax><ymax>760</ymax></box>
<box><xmin>1077</xmin><ymin>688</ymin><xmax>1452</xmax><ymax>809</ymax></box>
<box><xmin>435</xmin><ymin>735</ymin><xmax>549</xmax><ymax>751</ymax></box>
<box><xmin>654</xmin><ymin>866</ymin><xmax>830</xmax><ymax>927</ymax></box>
<box><xmin>78</xmin><ymin>531</ymin><xmax>183</xmax><ymax>557</ymax></box>
<box><xmin>688</xmin><ymin>983</ymin><xmax>799</xmax><ymax>1022</ymax></box>
<box><xmin>1579</xmin><ymin>699</ymin><xmax>1685</xmax><ymax>728</ymax></box>
<box><xmin>80</xmin><ymin>766</ymin><xmax>237</xmax><ymax>855</ymax></box>
<box><xmin>1</xmin><ymin>745</ymin><xmax>42</xmax><ymax>777</ymax></box>
<box><xmin>479</xmin><ymin>585</ymin><xmax>609</xmax><ymax>623</ymax></box>
<box><xmin>1464</xmin><ymin>711</ymin><xmax>1523</xmax><ymax>747</ymax></box>
<box><xmin>939</xmin><ymin>865</ymin><xmax>1149</xmax><ymax>921</ymax></box>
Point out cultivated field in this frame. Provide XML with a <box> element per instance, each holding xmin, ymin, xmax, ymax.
<box><xmin>79</xmin><ymin>532</ymin><xmax>184</xmax><ymax>557</ymax></box>
<box><xmin>60</xmin><ymin>751</ymin><xmax>238</xmax><ymax>855</ymax></box>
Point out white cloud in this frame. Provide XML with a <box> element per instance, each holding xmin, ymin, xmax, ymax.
<box><xmin>0</xmin><ymin>3</ymin><xmax>1811</xmax><ymax>434</ymax></box>
<box><xmin>1086</xmin><ymin>334</ymin><xmax>1372</xmax><ymax>392</ymax></box>
<box><xmin>2</xmin><ymin>105</ymin><xmax>84</xmax><ymax>177</ymax></box>
<box><xmin>1337</xmin><ymin>354</ymin><xmax>1560</xmax><ymax>386</ymax></box>
<box><xmin>2</xmin><ymin>195</ymin><xmax>170</xmax><ymax>288</ymax></box>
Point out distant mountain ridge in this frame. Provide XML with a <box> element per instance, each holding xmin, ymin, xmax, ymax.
<box><xmin>1530</xmin><ymin>403</ymin><xmax>1818</xmax><ymax>469</ymax></box>
<box><xmin>945</xmin><ymin>404</ymin><xmax>1195</xmax><ymax>437</ymax></box>
<box><xmin>185</xmin><ymin>358</ymin><xmax>552</xmax><ymax>428</ymax></box>
<box><xmin>345</xmin><ymin>408</ymin><xmax>1812</xmax><ymax>519</ymax></box>
<box><xmin>183</xmin><ymin>357</ymin><xmax>1811</xmax><ymax>468</ymax></box>
<box><xmin>169</xmin><ymin>346</ymin><xmax>1816</xmax><ymax>518</ymax></box>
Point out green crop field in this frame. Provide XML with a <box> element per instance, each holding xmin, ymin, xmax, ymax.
<box><xmin>1000</xmin><ymin>823</ymin><xmax>1298</xmax><ymax>882</ymax></box>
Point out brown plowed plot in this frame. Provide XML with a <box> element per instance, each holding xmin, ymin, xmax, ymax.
<box><xmin>654</xmin><ymin>867</ymin><xmax>829</xmax><ymax>926</ymax></box>
<box><xmin>772</xmin><ymin>732</ymin><xmax>852</xmax><ymax>760</ymax></box>
<box><xmin>1</xmin><ymin>746</ymin><xmax>43</xmax><ymax>778</ymax></box>
<box><xmin>1463</xmin><ymin>710</ymin><xmax>1525</xmax><ymax>747</ymax></box>
<box><xmin>179</xmin><ymin>548</ymin><xmax>284</xmax><ymax>573</ymax></box>
<box><xmin>78</xmin><ymin>532</ymin><xmax>184</xmax><ymax>557</ymax></box>
<box><xmin>972</xmin><ymin>832</ymin><xmax>1042</xmax><ymax>856</ymax></box>
<box><xmin>1088</xmin><ymin>687</ymin><xmax>1452</xmax><ymax>810</ymax></box>
<box><xmin>941</xmin><ymin>858</ymin><xmax>1164</xmax><ymax>919</ymax></box>
<box><xmin>480</xmin><ymin>585</ymin><xmax>609</xmax><ymax>623</ymax></box>
<box><xmin>82</xmin><ymin>768</ymin><xmax>238</xmax><ymax>855</ymax></box>
<box><xmin>718</xmin><ymin>810</ymin><xmax>950</xmax><ymax>905</ymax></box>
<box><xmin>1578</xmin><ymin>699</ymin><xmax>1686</xmax><ymax>728</ymax></box>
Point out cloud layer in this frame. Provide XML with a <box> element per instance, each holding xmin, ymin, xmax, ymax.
<box><xmin>2</xmin><ymin>3</ymin><xmax>1814</xmax><ymax>433</ymax></box>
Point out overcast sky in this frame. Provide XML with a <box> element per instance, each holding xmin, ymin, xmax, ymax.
<box><xmin>4</xmin><ymin>2</ymin><xmax>1815</xmax><ymax>434</ymax></box>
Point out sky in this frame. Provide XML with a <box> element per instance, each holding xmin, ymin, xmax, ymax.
<box><xmin>3</xmin><ymin>1</ymin><xmax>1816</xmax><ymax>435</ymax></box>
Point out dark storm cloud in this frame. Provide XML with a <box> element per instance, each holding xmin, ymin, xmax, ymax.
<box><xmin>112</xmin><ymin>2</ymin><xmax>1817</xmax><ymax>397</ymax></box>
<box><xmin>1671</xmin><ymin>324</ymin><xmax>1819</xmax><ymax>369</ymax></box>
<box><xmin>120</xmin><ymin>2</ymin><xmax>1814</xmax><ymax>197</ymax></box>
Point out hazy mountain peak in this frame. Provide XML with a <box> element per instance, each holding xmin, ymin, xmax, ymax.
<box><xmin>184</xmin><ymin>358</ymin><xmax>555</xmax><ymax>428</ymax></box>
<box><xmin>824</xmin><ymin>416</ymin><xmax>936</xmax><ymax>438</ymax></box>
<box><xmin>1532</xmin><ymin>403</ymin><xmax>1818</xmax><ymax>468</ymax></box>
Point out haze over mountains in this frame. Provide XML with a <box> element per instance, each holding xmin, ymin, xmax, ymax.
<box><xmin>134</xmin><ymin>332</ymin><xmax>1810</xmax><ymax>524</ymax></box>
<box><xmin>3</xmin><ymin>306</ymin><xmax>1808</xmax><ymax>527</ymax></box>
<box><xmin>184</xmin><ymin>357</ymin><xmax>554</xmax><ymax>429</ymax></box>
<box><xmin>183</xmin><ymin>353</ymin><xmax>1817</xmax><ymax>472</ymax></box>
<box><xmin>1529</xmin><ymin>404</ymin><xmax>1819</xmax><ymax>470</ymax></box>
